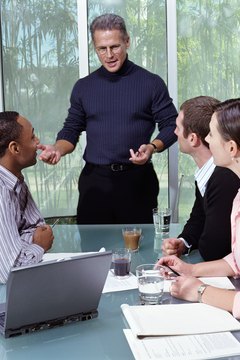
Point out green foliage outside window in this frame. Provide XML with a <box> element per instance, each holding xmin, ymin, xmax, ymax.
<box><xmin>1</xmin><ymin>0</ymin><xmax>239</xmax><ymax>223</ymax></box>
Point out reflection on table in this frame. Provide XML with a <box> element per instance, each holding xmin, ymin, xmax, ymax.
<box><xmin>0</xmin><ymin>223</ymin><xmax>237</xmax><ymax>360</ymax></box>
<box><xmin>49</xmin><ymin>223</ymin><xmax>203</xmax><ymax>269</ymax></box>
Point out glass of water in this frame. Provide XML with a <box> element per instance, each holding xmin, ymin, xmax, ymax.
<box><xmin>152</xmin><ymin>208</ymin><xmax>172</xmax><ymax>234</ymax></box>
<box><xmin>136</xmin><ymin>264</ymin><xmax>165</xmax><ymax>305</ymax></box>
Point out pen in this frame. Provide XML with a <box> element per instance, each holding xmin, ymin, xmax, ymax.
<box><xmin>164</xmin><ymin>265</ymin><xmax>180</xmax><ymax>276</ymax></box>
<box><xmin>51</xmin><ymin>218</ymin><xmax>60</xmax><ymax>228</ymax></box>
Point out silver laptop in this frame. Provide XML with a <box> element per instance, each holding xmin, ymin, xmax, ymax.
<box><xmin>0</xmin><ymin>251</ymin><xmax>112</xmax><ymax>338</ymax></box>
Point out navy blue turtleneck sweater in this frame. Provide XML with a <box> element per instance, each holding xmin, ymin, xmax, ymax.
<box><xmin>57</xmin><ymin>58</ymin><xmax>178</xmax><ymax>165</ymax></box>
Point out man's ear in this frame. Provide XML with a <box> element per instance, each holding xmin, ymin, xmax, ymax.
<box><xmin>189</xmin><ymin>133</ymin><xmax>200</xmax><ymax>147</ymax></box>
<box><xmin>8</xmin><ymin>141</ymin><xmax>20</xmax><ymax>155</ymax></box>
<box><xmin>125</xmin><ymin>35</ymin><xmax>130</xmax><ymax>49</ymax></box>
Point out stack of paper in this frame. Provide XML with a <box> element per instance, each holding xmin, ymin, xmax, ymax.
<box><xmin>123</xmin><ymin>330</ymin><xmax>240</xmax><ymax>360</ymax></box>
<box><xmin>121</xmin><ymin>303</ymin><xmax>240</xmax><ymax>360</ymax></box>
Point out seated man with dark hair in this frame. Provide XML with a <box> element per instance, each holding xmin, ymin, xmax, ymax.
<box><xmin>0</xmin><ymin>111</ymin><xmax>54</xmax><ymax>283</ymax></box>
<box><xmin>162</xmin><ymin>96</ymin><xmax>240</xmax><ymax>261</ymax></box>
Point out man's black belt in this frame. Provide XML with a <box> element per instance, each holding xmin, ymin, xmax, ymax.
<box><xmin>86</xmin><ymin>163</ymin><xmax>137</xmax><ymax>172</ymax></box>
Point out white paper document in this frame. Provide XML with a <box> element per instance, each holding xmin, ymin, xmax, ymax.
<box><xmin>123</xmin><ymin>329</ymin><xmax>240</xmax><ymax>360</ymax></box>
<box><xmin>164</xmin><ymin>276</ymin><xmax>235</xmax><ymax>292</ymax></box>
<box><xmin>121</xmin><ymin>303</ymin><xmax>240</xmax><ymax>337</ymax></box>
<box><xmin>42</xmin><ymin>252</ymin><xmax>89</xmax><ymax>261</ymax></box>
<box><xmin>42</xmin><ymin>248</ymin><xmax>106</xmax><ymax>262</ymax></box>
<box><xmin>102</xmin><ymin>271</ymin><xmax>138</xmax><ymax>293</ymax></box>
<box><xmin>200</xmin><ymin>276</ymin><xmax>235</xmax><ymax>289</ymax></box>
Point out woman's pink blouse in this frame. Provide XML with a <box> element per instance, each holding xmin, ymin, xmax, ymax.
<box><xmin>224</xmin><ymin>190</ymin><xmax>240</xmax><ymax>318</ymax></box>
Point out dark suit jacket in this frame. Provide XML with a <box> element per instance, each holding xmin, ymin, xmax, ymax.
<box><xmin>178</xmin><ymin>166</ymin><xmax>240</xmax><ymax>261</ymax></box>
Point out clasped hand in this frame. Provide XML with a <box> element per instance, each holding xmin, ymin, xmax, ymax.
<box><xmin>33</xmin><ymin>225</ymin><xmax>54</xmax><ymax>252</ymax></box>
<box><xmin>162</xmin><ymin>237</ymin><xmax>186</xmax><ymax>257</ymax></box>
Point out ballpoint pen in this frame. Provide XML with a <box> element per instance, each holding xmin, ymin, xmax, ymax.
<box><xmin>51</xmin><ymin>218</ymin><xmax>60</xmax><ymax>228</ymax></box>
<box><xmin>157</xmin><ymin>257</ymin><xmax>180</xmax><ymax>277</ymax></box>
<box><xmin>164</xmin><ymin>264</ymin><xmax>180</xmax><ymax>277</ymax></box>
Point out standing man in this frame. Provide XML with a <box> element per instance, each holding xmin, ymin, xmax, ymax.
<box><xmin>38</xmin><ymin>13</ymin><xmax>177</xmax><ymax>224</ymax></box>
<box><xmin>162</xmin><ymin>96</ymin><xmax>240</xmax><ymax>261</ymax></box>
<box><xmin>0</xmin><ymin>111</ymin><xmax>54</xmax><ymax>283</ymax></box>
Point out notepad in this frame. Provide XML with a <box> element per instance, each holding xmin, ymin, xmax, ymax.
<box><xmin>121</xmin><ymin>303</ymin><xmax>240</xmax><ymax>337</ymax></box>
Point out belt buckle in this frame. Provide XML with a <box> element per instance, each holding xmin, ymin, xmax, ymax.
<box><xmin>111</xmin><ymin>164</ymin><xmax>123</xmax><ymax>171</ymax></box>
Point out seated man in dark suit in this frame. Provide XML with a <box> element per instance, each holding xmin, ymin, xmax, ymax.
<box><xmin>162</xmin><ymin>96</ymin><xmax>240</xmax><ymax>261</ymax></box>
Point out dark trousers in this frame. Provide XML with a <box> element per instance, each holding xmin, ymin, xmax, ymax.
<box><xmin>76</xmin><ymin>162</ymin><xmax>159</xmax><ymax>224</ymax></box>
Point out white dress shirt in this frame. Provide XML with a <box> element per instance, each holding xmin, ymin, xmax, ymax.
<box><xmin>195</xmin><ymin>156</ymin><xmax>215</xmax><ymax>197</ymax></box>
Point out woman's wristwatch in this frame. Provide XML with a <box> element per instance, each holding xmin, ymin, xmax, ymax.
<box><xmin>197</xmin><ymin>284</ymin><xmax>209</xmax><ymax>303</ymax></box>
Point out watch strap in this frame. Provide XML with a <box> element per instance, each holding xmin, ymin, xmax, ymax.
<box><xmin>197</xmin><ymin>284</ymin><xmax>209</xmax><ymax>303</ymax></box>
<box><xmin>149</xmin><ymin>143</ymin><xmax>158</xmax><ymax>153</ymax></box>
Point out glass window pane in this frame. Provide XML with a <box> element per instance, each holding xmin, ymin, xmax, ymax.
<box><xmin>1</xmin><ymin>0</ymin><xmax>79</xmax><ymax>217</ymax></box>
<box><xmin>88</xmin><ymin>0</ymin><xmax>169</xmax><ymax>208</ymax></box>
<box><xmin>177</xmin><ymin>0</ymin><xmax>240</xmax><ymax>222</ymax></box>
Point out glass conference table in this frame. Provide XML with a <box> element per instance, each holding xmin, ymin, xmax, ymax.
<box><xmin>0</xmin><ymin>223</ymin><xmax>240</xmax><ymax>360</ymax></box>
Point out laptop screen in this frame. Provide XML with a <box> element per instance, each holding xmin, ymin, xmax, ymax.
<box><xmin>4</xmin><ymin>251</ymin><xmax>112</xmax><ymax>336</ymax></box>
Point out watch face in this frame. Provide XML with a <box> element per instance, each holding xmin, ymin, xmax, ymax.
<box><xmin>200</xmin><ymin>284</ymin><xmax>207</xmax><ymax>292</ymax></box>
<box><xmin>198</xmin><ymin>284</ymin><xmax>208</xmax><ymax>302</ymax></box>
